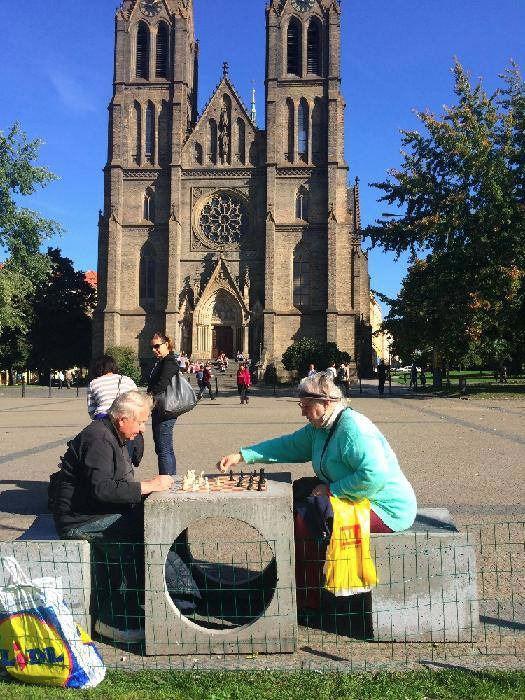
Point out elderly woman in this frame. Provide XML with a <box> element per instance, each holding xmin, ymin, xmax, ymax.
<box><xmin>218</xmin><ymin>372</ymin><xmax>417</xmax><ymax>605</ymax></box>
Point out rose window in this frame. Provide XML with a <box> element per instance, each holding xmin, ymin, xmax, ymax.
<box><xmin>198</xmin><ymin>193</ymin><xmax>248</xmax><ymax>245</ymax></box>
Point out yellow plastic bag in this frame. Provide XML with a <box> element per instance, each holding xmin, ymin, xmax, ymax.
<box><xmin>323</xmin><ymin>497</ymin><xmax>378</xmax><ymax>596</ymax></box>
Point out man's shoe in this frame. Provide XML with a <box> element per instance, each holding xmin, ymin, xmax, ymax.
<box><xmin>94</xmin><ymin>619</ymin><xmax>145</xmax><ymax>644</ymax></box>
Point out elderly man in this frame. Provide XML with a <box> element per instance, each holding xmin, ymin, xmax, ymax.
<box><xmin>53</xmin><ymin>391</ymin><xmax>173</xmax><ymax>643</ymax></box>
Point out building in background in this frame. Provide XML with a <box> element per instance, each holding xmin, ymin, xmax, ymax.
<box><xmin>93</xmin><ymin>0</ymin><xmax>371</xmax><ymax>377</ymax></box>
<box><xmin>370</xmin><ymin>293</ymin><xmax>391</xmax><ymax>366</ymax></box>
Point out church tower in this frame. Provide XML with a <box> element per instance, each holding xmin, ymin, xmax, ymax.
<box><xmin>264</xmin><ymin>0</ymin><xmax>369</xmax><ymax>369</ymax></box>
<box><xmin>94</xmin><ymin>0</ymin><xmax>370</xmax><ymax>377</ymax></box>
<box><xmin>93</xmin><ymin>0</ymin><xmax>199</xmax><ymax>358</ymax></box>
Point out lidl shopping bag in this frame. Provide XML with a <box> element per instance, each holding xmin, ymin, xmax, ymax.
<box><xmin>0</xmin><ymin>557</ymin><xmax>105</xmax><ymax>689</ymax></box>
<box><xmin>323</xmin><ymin>497</ymin><xmax>378</xmax><ymax>596</ymax></box>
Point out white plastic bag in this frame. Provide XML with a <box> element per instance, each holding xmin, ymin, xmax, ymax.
<box><xmin>0</xmin><ymin>556</ymin><xmax>105</xmax><ymax>689</ymax></box>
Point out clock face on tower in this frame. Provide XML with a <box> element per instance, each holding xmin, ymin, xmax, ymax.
<box><xmin>140</xmin><ymin>0</ymin><xmax>161</xmax><ymax>17</ymax></box>
<box><xmin>291</xmin><ymin>0</ymin><xmax>315</xmax><ymax>12</ymax></box>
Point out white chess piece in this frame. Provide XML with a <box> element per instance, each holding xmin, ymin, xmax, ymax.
<box><xmin>204</xmin><ymin>477</ymin><xmax>210</xmax><ymax>492</ymax></box>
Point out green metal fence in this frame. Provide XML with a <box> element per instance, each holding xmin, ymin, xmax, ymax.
<box><xmin>0</xmin><ymin>521</ymin><xmax>523</xmax><ymax>672</ymax></box>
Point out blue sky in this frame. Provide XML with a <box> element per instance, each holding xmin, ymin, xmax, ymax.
<box><xmin>2</xmin><ymin>0</ymin><xmax>524</xmax><ymax>310</ymax></box>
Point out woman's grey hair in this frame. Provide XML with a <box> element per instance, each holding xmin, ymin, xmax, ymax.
<box><xmin>108</xmin><ymin>391</ymin><xmax>153</xmax><ymax>420</ymax></box>
<box><xmin>298</xmin><ymin>372</ymin><xmax>343</xmax><ymax>401</ymax></box>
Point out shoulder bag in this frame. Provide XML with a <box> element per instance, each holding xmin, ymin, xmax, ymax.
<box><xmin>156</xmin><ymin>373</ymin><xmax>197</xmax><ymax>418</ymax></box>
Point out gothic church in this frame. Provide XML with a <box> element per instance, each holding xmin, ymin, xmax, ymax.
<box><xmin>93</xmin><ymin>0</ymin><xmax>371</xmax><ymax>376</ymax></box>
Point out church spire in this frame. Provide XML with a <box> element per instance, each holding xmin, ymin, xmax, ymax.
<box><xmin>250</xmin><ymin>82</ymin><xmax>257</xmax><ymax>125</ymax></box>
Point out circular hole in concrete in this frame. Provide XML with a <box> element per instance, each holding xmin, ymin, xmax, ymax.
<box><xmin>164</xmin><ymin>517</ymin><xmax>277</xmax><ymax>631</ymax></box>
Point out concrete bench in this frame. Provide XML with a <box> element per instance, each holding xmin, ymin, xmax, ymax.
<box><xmin>0</xmin><ymin>514</ymin><xmax>91</xmax><ymax>634</ymax></box>
<box><xmin>369</xmin><ymin>508</ymin><xmax>479</xmax><ymax>642</ymax></box>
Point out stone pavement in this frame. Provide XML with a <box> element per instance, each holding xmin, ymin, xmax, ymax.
<box><xmin>0</xmin><ymin>378</ymin><xmax>524</xmax><ymax>538</ymax></box>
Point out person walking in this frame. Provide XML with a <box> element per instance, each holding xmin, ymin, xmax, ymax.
<box><xmin>307</xmin><ymin>364</ymin><xmax>316</xmax><ymax>378</ymax></box>
<box><xmin>199</xmin><ymin>362</ymin><xmax>215</xmax><ymax>400</ymax></box>
<box><xmin>147</xmin><ymin>333</ymin><xmax>179</xmax><ymax>476</ymax></box>
<box><xmin>377</xmin><ymin>359</ymin><xmax>388</xmax><ymax>395</ymax></box>
<box><xmin>409</xmin><ymin>363</ymin><xmax>418</xmax><ymax>391</ymax></box>
<box><xmin>236</xmin><ymin>362</ymin><xmax>252</xmax><ymax>405</ymax></box>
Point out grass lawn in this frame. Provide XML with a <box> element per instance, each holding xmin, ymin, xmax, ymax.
<box><xmin>391</xmin><ymin>371</ymin><xmax>525</xmax><ymax>398</ymax></box>
<box><xmin>1</xmin><ymin>670</ymin><xmax>525</xmax><ymax>700</ymax></box>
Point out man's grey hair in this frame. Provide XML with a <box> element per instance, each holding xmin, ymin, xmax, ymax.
<box><xmin>108</xmin><ymin>391</ymin><xmax>153</xmax><ymax>420</ymax></box>
<box><xmin>297</xmin><ymin>372</ymin><xmax>343</xmax><ymax>401</ymax></box>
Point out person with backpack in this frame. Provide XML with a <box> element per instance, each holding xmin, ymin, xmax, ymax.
<box><xmin>198</xmin><ymin>362</ymin><xmax>215</xmax><ymax>400</ymax></box>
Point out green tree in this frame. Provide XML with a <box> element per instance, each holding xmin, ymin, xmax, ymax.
<box><xmin>282</xmin><ymin>338</ymin><xmax>350</xmax><ymax>380</ymax></box>
<box><xmin>366</xmin><ymin>61</ymin><xmax>525</xmax><ymax>372</ymax></box>
<box><xmin>0</xmin><ymin>123</ymin><xmax>62</xmax><ymax>377</ymax></box>
<box><xmin>28</xmin><ymin>248</ymin><xmax>97</xmax><ymax>378</ymax></box>
<box><xmin>105</xmin><ymin>345</ymin><xmax>142</xmax><ymax>385</ymax></box>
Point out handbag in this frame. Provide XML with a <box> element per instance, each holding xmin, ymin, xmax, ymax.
<box><xmin>156</xmin><ymin>373</ymin><xmax>197</xmax><ymax>418</ymax></box>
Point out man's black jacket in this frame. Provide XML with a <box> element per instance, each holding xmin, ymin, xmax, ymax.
<box><xmin>53</xmin><ymin>418</ymin><xmax>142</xmax><ymax>535</ymax></box>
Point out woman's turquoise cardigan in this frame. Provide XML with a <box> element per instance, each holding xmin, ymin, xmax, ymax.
<box><xmin>241</xmin><ymin>408</ymin><xmax>417</xmax><ymax>532</ymax></box>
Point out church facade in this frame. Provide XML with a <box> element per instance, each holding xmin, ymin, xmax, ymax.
<box><xmin>93</xmin><ymin>0</ymin><xmax>371</xmax><ymax>376</ymax></box>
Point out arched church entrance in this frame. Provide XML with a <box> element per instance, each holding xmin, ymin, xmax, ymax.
<box><xmin>212</xmin><ymin>326</ymin><xmax>233</xmax><ymax>359</ymax></box>
<box><xmin>193</xmin><ymin>288</ymin><xmax>248</xmax><ymax>360</ymax></box>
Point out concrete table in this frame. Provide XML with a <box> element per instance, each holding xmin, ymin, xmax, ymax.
<box><xmin>144</xmin><ymin>475</ymin><xmax>297</xmax><ymax>655</ymax></box>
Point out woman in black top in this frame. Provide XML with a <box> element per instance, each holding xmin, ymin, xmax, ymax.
<box><xmin>147</xmin><ymin>333</ymin><xmax>179</xmax><ymax>475</ymax></box>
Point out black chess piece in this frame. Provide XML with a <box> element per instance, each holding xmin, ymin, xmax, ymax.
<box><xmin>247</xmin><ymin>474</ymin><xmax>254</xmax><ymax>491</ymax></box>
<box><xmin>229</xmin><ymin>469</ymin><xmax>234</xmax><ymax>482</ymax></box>
<box><xmin>236</xmin><ymin>471</ymin><xmax>244</xmax><ymax>488</ymax></box>
<box><xmin>259</xmin><ymin>468</ymin><xmax>266</xmax><ymax>486</ymax></box>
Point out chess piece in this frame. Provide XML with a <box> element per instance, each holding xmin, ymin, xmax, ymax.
<box><xmin>259</xmin><ymin>468</ymin><xmax>266</xmax><ymax>486</ymax></box>
<box><xmin>229</xmin><ymin>469</ymin><xmax>234</xmax><ymax>482</ymax></box>
<box><xmin>247</xmin><ymin>474</ymin><xmax>254</xmax><ymax>490</ymax></box>
<box><xmin>236</xmin><ymin>471</ymin><xmax>245</xmax><ymax>487</ymax></box>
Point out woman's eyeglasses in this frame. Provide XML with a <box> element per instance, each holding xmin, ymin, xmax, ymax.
<box><xmin>151</xmin><ymin>342</ymin><xmax>165</xmax><ymax>350</ymax></box>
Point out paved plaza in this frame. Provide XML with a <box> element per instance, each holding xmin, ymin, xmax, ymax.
<box><xmin>0</xmin><ymin>379</ymin><xmax>523</xmax><ymax>539</ymax></box>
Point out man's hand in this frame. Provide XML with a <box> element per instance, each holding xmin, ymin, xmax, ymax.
<box><xmin>217</xmin><ymin>453</ymin><xmax>243</xmax><ymax>473</ymax></box>
<box><xmin>140</xmin><ymin>474</ymin><xmax>173</xmax><ymax>495</ymax></box>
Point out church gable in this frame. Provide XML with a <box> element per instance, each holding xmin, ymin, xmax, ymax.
<box><xmin>182</xmin><ymin>72</ymin><xmax>258</xmax><ymax>170</ymax></box>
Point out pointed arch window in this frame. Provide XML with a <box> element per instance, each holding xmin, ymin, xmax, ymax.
<box><xmin>312</xmin><ymin>97</ymin><xmax>323</xmax><ymax>164</ymax></box>
<box><xmin>145</xmin><ymin>102</ymin><xmax>155</xmax><ymax>162</ymax></box>
<box><xmin>155</xmin><ymin>22</ymin><xmax>169</xmax><ymax>78</ymax></box>
<box><xmin>139</xmin><ymin>242</ymin><xmax>156</xmax><ymax>304</ymax></box>
<box><xmin>237</xmin><ymin>118</ymin><xmax>246</xmax><ymax>164</ymax></box>
<box><xmin>208</xmin><ymin>119</ymin><xmax>218</xmax><ymax>164</ymax></box>
<box><xmin>286</xmin><ymin>98</ymin><xmax>294</xmax><ymax>162</ymax></box>
<box><xmin>287</xmin><ymin>18</ymin><xmax>302</xmax><ymax>76</ymax></box>
<box><xmin>295</xmin><ymin>187</ymin><xmax>309</xmax><ymax>221</ymax></box>
<box><xmin>143</xmin><ymin>188</ymin><xmax>155</xmax><ymax>221</ymax></box>
<box><xmin>298</xmin><ymin>99</ymin><xmax>309</xmax><ymax>162</ymax></box>
<box><xmin>195</xmin><ymin>142</ymin><xmax>203</xmax><ymax>165</ymax></box>
<box><xmin>132</xmin><ymin>101</ymin><xmax>142</xmax><ymax>164</ymax></box>
<box><xmin>293</xmin><ymin>253</ymin><xmax>310</xmax><ymax>307</ymax></box>
<box><xmin>136</xmin><ymin>22</ymin><xmax>150</xmax><ymax>79</ymax></box>
<box><xmin>307</xmin><ymin>19</ymin><xmax>321</xmax><ymax>75</ymax></box>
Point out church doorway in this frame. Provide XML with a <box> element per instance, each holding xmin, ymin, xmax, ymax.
<box><xmin>212</xmin><ymin>326</ymin><xmax>233</xmax><ymax>358</ymax></box>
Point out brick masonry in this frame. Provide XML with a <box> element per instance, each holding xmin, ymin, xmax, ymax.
<box><xmin>93</xmin><ymin>0</ymin><xmax>371</xmax><ymax>377</ymax></box>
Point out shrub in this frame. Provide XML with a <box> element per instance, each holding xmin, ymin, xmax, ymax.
<box><xmin>105</xmin><ymin>345</ymin><xmax>142</xmax><ymax>385</ymax></box>
<box><xmin>282</xmin><ymin>338</ymin><xmax>351</xmax><ymax>379</ymax></box>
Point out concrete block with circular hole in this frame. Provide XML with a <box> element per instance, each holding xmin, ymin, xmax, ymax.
<box><xmin>144</xmin><ymin>476</ymin><xmax>297</xmax><ymax>655</ymax></box>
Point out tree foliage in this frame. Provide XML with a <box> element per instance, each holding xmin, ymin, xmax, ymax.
<box><xmin>28</xmin><ymin>248</ymin><xmax>96</xmax><ymax>374</ymax></box>
<box><xmin>282</xmin><ymin>338</ymin><xmax>350</xmax><ymax>379</ymax></box>
<box><xmin>366</xmin><ymin>61</ymin><xmax>525</xmax><ymax>368</ymax></box>
<box><xmin>0</xmin><ymin>123</ymin><xmax>63</xmax><ymax>369</ymax></box>
<box><xmin>105</xmin><ymin>345</ymin><xmax>142</xmax><ymax>385</ymax></box>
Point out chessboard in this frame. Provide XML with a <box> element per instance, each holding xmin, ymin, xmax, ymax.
<box><xmin>176</xmin><ymin>469</ymin><xmax>267</xmax><ymax>493</ymax></box>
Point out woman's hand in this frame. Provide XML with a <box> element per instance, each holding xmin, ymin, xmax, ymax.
<box><xmin>311</xmin><ymin>483</ymin><xmax>330</xmax><ymax>498</ymax></box>
<box><xmin>217</xmin><ymin>453</ymin><xmax>243</xmax><ymax>472</ymax></box>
